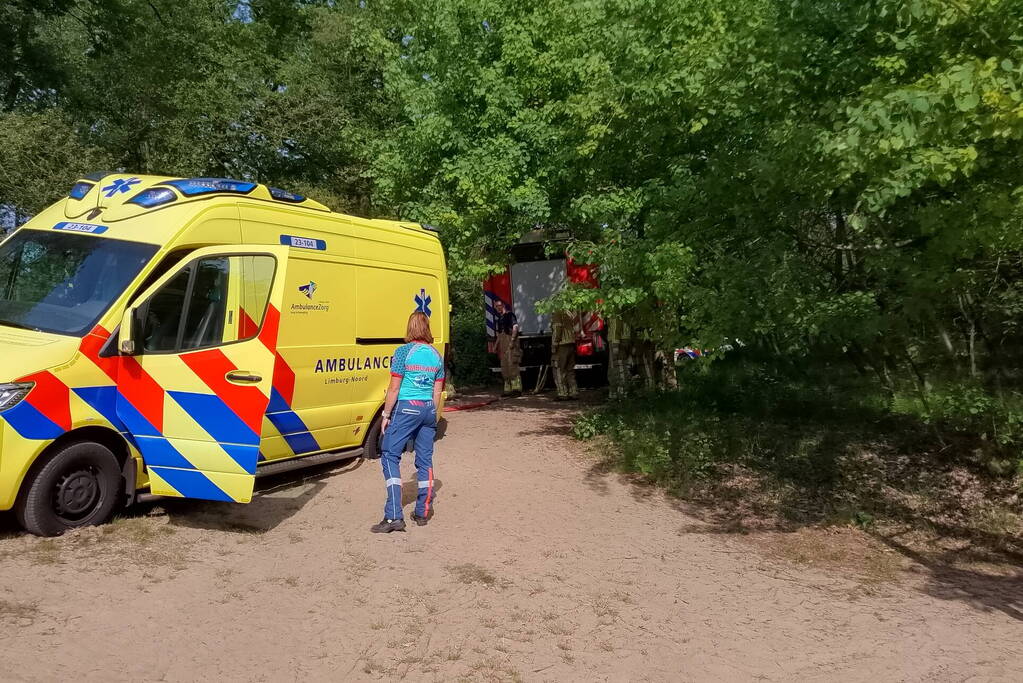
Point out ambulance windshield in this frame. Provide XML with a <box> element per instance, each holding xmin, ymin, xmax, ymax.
<box><xmin>0</xmin><ymin>230</ymin><xmax>157</xmax><ymax>337</ymax></box>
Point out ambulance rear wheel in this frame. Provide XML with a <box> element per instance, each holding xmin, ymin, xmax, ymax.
<box><xmin>363</xmin><ymin>416</ymin><xmax>384</xmax><ymax>460</ymax></box>
<box><xmin>15</xmin><ymin>442</ymin><xmax>121</xmax><ymax>537</ymax></box>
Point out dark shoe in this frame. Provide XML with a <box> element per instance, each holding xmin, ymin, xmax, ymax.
<box><xmin>410</xmin><ymin>512</ymin><xmax>429</xmax><ymax>526</ymax></box>
<box><xmin>371</xmin><ymin>518</ymin><xmax>406</xmax><ymax>533</ymax></box>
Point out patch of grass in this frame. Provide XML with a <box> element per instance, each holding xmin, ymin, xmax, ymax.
<box><xmin>446</xmin><ymin>563</ymin><xmax>498</xmax><ymax>587</ymax></box>
<box><xmin>544</xmin><ymin>620</ymin><xmax>574</xmax><ymax>636</ymax></box>
<box><xmin>591</xmin><ymin>596</ymin><xmax>619</xmax><ymax>619</ymax></box>
<box><xmin>67</xmin><ymin>517</ymin><xmax>191</xmax><ymax>571</ymax></box>
<box><xmin>270</xmin><ymin>575</ymin><xmax>299</xmax><ymax>588</ymax></box>
<box><xmin>764</xmin><ymin>527</ymin><xmax>902</xmax><ymax>584</ymax></box>
<box><xmin>577</xmin><ymin>360</ymin><xmax>1023</xmax><ymax>567</ymax></box>
<box><xmin>508</xmin><ymin>608</ymin><xmax>530</xmax><ymax>622</ymax></box>
<box><xmin>462</xmin><ymin>657</ymin><xmax>524</xmax><ymax>683</ymax></box>
<box><xmin>396</xmin><ymin>652</ymin><xmax>423</xmax><ymax>666</ymax></box>
<box><xmin>386</xmin><ymin>621</ymin><xmax>424</xmax><ymax>649</ymax></box>
<box><xmin>216</xmin><ymin>567</ymin><xmax>238</xmax><ymax>582</ymax></box>
<box><xmin>511</xmin><ymin>629</ymin><xmax>535</xmax><ymax>643</ymax></box>
<box><xmin>30</xmin><ymin>539</ymin><xmax>60</xmax><ymax>565</ymax></box>
<box><xmin>104</xmin><ymin>516</ymin><xmax>175</xmax><ymax>544</ymax></box>
<box><xmin>974</xmin><ymin>506</ymin><xmax>1023</xmax><ymax>538</ymax></box>
<box><xmin>0</xmin><ymin>598</ymin><xmax>39</xmax><ymax>625</ymax></box>
<box><xmin>362</xmin><ymin>658</ymin><xmax>386</xmax><ymax>675</ymax></box>
<box><xmin>343</xmin><ymin>552</ymin><xmax>377</xmax><ymax>579</ymax></box>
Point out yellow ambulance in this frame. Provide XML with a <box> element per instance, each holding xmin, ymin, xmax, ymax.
<box><xmin>0</xmin><ymin>173</ymin><xmax>448</xmax><ymax>536</ymax></box>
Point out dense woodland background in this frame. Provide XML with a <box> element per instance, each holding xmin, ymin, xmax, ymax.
<box><xmin>3</xmin><ymin>1</ymin><xmax>1022</xmax><ymax>534</ymax></box>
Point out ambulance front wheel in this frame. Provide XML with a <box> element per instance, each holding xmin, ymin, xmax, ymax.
<box><xmin>15</xmin><ymin>441</ymin><xmax>121</xmax><ymax>537</ymax></box>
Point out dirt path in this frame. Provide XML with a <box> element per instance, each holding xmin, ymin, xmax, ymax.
<box><xmin>1</xmin><ymin>393</ymin><xmax>1020</xmax><ymax>682</ymax></box>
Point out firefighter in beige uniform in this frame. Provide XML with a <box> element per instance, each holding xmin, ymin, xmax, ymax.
<box><xmin>608</xmin><ymin>316</ymin><xmax>633</xmax><ymax>398</ymax></box>
<box><xmin>493</xmin><ymin>298</ymin><xmax>523</xmax><ymax>396</ymax></box>
<box><xmin>551</xmin><ymin>309</ymin><xmax>579</xmax><ymax>400</ymax></box>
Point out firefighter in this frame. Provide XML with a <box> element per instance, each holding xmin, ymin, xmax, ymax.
<box><xmin>493</xmin><ymin>298</ymin><xmax>522</xmax><ymax>396</ymax></box>
<box><xmin>551</xmin><ymin>309</ymin><xmax>579</xmax><ymax>400</ymax></box>
<box><xmin>607</xmin><ymin>316</ymin><xmax>633</xmax><ymax>399</ymax></box>
<box><xmin>634</xmin><ymin>325</ymin><xmax>657</xmax><ymax>391</ymax></box>
<box><xmin>654</xmin><ymin>348</ymin><xmax>679</xmax><ymax>390</ymax></box>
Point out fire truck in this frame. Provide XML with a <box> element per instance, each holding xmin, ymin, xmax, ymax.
<box><xmin>483</xmin><ymin>237</ymin><xmax>606</xmax><ymax>387</ymax></box>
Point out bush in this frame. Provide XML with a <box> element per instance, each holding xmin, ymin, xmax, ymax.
<box><xmin>575</xmin><ymin>355</ymin><xmax>1023</xmax><ymax>529</ymax></box>
<box><xmin>450</xmin><ymin>307</ymin><xmax>494</xmax><ymax>387</ymax></box>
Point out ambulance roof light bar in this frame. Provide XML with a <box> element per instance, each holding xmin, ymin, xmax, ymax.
<box><xmin>161</xmin><ymin>178</ymin><xmax>258</xmax><ymax>197</ymax></box>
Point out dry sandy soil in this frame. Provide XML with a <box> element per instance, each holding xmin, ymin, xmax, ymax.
<box><xmin>0</xmin><ymin>392</ymin><xmax>1021</xmax><ymax>682</ymax></box>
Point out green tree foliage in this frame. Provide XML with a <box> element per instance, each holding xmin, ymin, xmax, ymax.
<box><xmin>370</xmin><ymin>0</ymin><xmax>1023</xmax><ymax>454</ymax></box>
<box><xmin>3</xmin><ymin>0</ymin><xmax>1023</xmax><ymax>452</ymax></box>
<box><xmin>0</xmin><ymin>0</ymin><xmax>395</xmax><ymax>217</ymax></box>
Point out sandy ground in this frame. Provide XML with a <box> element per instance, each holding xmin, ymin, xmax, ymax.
<box><xmin>0</xmin><ymin>392</ymin><xmax>1021</xmax><ymax>682</ymax></box>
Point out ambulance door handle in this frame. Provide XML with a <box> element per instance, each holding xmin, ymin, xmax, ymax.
<box><xmin>226</xmin><ymin>371</ymin><xmax>262</xmax><ymax>384</ymax></box>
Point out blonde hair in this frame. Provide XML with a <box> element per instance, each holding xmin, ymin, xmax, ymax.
<box><xmin>405</xmin><ymin>311</ymin><xmax>434</xmax><ymax>343</ymax></box>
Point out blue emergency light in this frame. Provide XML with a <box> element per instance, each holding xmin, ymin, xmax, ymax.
<box><xmin>128</xmin><ymin>187</ymin><xmax>178</xmax><ymax>208</ymax></box>
<box><xmin>269</xmin><ymin>187</ymin><xmax>306</xmax><ymax>203</ymax></box>
<box><xmin>68</xmin><ymin>182</ymin><xmax>94</xmax><ymax>200</ymax></box>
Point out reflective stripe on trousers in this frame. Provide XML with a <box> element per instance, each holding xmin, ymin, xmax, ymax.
<box><xmin>380</xmin><ymin>399</ymin><xmax>437</xmax><ymax>520</ymax></box>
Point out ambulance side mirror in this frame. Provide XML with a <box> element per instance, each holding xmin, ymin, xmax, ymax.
<box><xmin>119</xmin><ymin>303</ymin><xmax>145</xmax><ymax>356</ymax></box>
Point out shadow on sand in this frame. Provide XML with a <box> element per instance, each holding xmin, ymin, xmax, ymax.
<box><xmin>152</xmin><ymin>455</ymin><xmax>365</xmax><ymax>534</ymax></box>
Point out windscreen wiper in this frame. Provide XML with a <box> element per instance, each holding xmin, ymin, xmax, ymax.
<box><xmin>0</xmin><ymin>320</ymin><xmax>43</xmax><ymax>333</ymax></box>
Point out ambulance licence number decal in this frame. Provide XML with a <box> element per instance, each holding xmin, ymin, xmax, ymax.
<box><xmin>53</xmin><ymin>221</ymin><xmax>108</xmax><ymax>234</ymax></box>
<box><xmin>280</xmin><ymin>234</ymin><xmax>327</xmax><ymax>251</ymax></box>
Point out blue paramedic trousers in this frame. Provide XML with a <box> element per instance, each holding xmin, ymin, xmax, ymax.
<box><xmin>381</xmin><ymin>399</ymin><xmax>436</xmax><ymax>521</ymax></box>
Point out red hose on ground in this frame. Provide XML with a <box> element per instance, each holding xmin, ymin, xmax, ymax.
<box><xmin>443</xmin><ymin>397</ymin><xmax>499</xmax><ymax>412</ymax></box>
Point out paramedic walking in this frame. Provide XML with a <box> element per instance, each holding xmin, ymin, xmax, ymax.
<box><xmin>372</xmin><ymin>312</ymin><xmax>445</xmax><ymax>533</ymax></box>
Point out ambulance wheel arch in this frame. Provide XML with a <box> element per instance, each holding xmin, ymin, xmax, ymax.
<box><xmin>13</xmin><ymin>427</ymin><xmax>133</xmax><ymax>537</ymax></box>
<box><xmin>361</xmin><ymin>402</ymin><xmax>437</xmax><ymax>461</ymax></box>
<box><xmin>362</xmin><ymin>410</ymin><xmax>384</xmax><ymax>460</ymax></box>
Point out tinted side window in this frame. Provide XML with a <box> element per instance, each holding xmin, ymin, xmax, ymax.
<box><xmin>140</xmin><ymin>255</ymin><xmax>275</xmax><ymax>353</ymax></box>
<box><xmin>181</xmin><ymin>257</ymin><xmax>229</xmax><ymax>349</ymax></box>
<box><xmin>143</xmin><ymin>269</ymin><xmax>191</xmax><ymax>352</ymax></box>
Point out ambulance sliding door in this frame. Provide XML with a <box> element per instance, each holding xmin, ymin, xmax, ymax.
<box><xmin>352</xmin><ymin>266</ymin><xmax>442</xmax><ymax>429</ymax></box>
<box><xmin>260</xmin><ymin>254</ymin><xmax>356</xmax><ymax>461</ymax></box>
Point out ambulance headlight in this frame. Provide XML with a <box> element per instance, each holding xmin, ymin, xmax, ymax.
<box><xmin>0</xmin><ymin>382</ymin><xmax>34</xmax><ymax>413</ymax></box>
